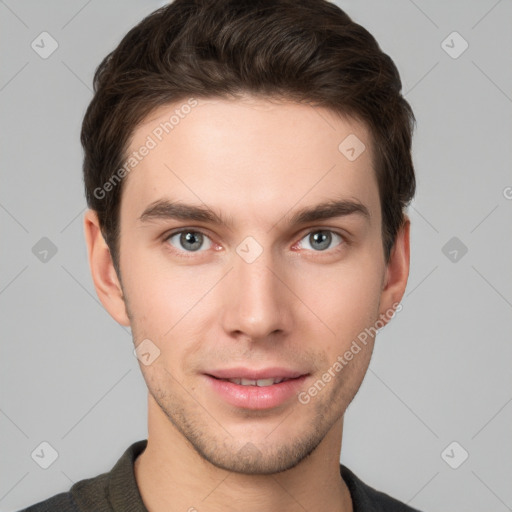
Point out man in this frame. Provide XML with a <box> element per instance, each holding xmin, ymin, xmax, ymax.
<box><xmin>22</xmin><ymin>0</ymin><xmax>422</xmax><ymax>510</ymax></box>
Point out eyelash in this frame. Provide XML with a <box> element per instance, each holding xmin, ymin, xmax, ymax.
<box><xmin>162</xmin><ymin>228</ymin><xmax>347</xmax><ymax>258</ymax></box>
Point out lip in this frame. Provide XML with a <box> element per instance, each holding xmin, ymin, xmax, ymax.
<box><xmin>203</xmin><ymin>370</ymin><xmax>309</xmax><ymax>410</ymax></box>
<box><xmin>205</xmin><ymin>367</ymin><xmax>308</xmax><ymax>380</ymax></box>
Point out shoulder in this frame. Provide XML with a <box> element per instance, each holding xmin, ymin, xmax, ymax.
<box><xmin>340</xmin><ymin>464</ymin><xmax>424</xmax><ymax>512</ymax></box>
<box><xmin>17</xmin><ymin>440</ymin><xmax>147</xmax><ymax>512</ymax></box>
<box><xmin>18</xmin><ymin>472</ymin><xmax>110</xmax><ymax>512</ymax></box>
<box><xmin>17</xmin><ymin>491</ymin><xmax>77</xmax><ymax>512</ymax></box>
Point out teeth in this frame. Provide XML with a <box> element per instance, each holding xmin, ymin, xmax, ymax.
<box><xmin>226</xmin><ymin>377</ymin><xmax>286</xmax><ymax>386</ymax></box>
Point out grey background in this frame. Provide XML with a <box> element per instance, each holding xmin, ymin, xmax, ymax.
<box><xmin>1</xmin><ymin>1</ymin><xmax>511</xmax><ymax>511</ymax></box>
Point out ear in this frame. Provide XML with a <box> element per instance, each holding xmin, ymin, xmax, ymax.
<box><xmin>83</xmin><ymin>209</ymin><xmax>130</xmax><ymax>326</ymax></box>
<box><xmin>378</xmin><ymin>217</ymin><xmax>410</xmax><ymax>324</ymax></box>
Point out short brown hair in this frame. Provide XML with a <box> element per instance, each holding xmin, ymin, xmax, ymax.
<box><xmin>81</xmin><ymin>0</ymin><xmax>416</xmax><ymax>274</ymax></box>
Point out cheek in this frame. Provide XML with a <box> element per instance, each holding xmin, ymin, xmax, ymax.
<box><xmin>294</xmin><ymin>257</ymin><xmax>383</xmax><ymax>342</ymax></box>
<box><xmin>121</xmin><ymin>246</ymin><xmax>221</xmax><ymax>336</ymax></box>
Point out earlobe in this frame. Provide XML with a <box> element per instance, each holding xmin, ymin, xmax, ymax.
<box><xmin>83</xmin><ymin>209</ymin><xmax>131</xmax><ymax>326</ymax></box>
<box><xmin>379</xmin><ymin>217</ymin><xmax>411</xmax><ymax>322</ymax></box>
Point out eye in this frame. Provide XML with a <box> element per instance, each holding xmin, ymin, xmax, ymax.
<box><xmin>165</xmin><ymin>230</ymin><xmax>212</xmax><ymax>252</ymax></box>
<box><xmin>297</xmin><ymin>230</ymin><xmax>344</xmax><ymax>252</ymax></box>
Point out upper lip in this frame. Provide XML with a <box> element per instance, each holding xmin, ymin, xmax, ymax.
<box><xmin>205</xmin><ymin>367</ymin><xmax>309</xmax><ymax>380</ymax></box>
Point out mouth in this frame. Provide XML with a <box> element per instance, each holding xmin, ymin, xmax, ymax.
<box><xmin>203</xmin><ymin>369</ymin><xmax>309</xmax><ymax>410</ymax></box>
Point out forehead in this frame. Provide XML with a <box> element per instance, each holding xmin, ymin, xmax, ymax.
<box><xmin>120</xmin><ymin>96</ymin><xmax>379</xmax><ymax>229</ymax></box>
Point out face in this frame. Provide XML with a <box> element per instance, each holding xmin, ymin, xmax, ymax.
<box><xmin>104</xmin><ymin>95</ymin><xmax>405</xmax><ymax>474</ymax></box>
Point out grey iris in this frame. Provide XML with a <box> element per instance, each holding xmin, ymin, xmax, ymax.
<box><xmin>181</xmin><ymin>231</ymin><xmax>203</xmax><ymax>251</ymax></box>
<box><xmin>310</xmin><ymin>231</ymin><xmax>331</xmax><ymax>250</ymax></box>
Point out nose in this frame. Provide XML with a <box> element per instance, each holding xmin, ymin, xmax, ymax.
<box><xmin>219</xmin><ymin>247</ymin><xmax>293</xmax><ymax>342</ymax></box>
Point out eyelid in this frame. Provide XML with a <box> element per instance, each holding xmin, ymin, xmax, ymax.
<box><xmin>163</xmin><ymin>226</ymin><xmax>214</xmax><ymax>241</ymax></box>
<box><xmin>296</xmin><ymin>225</ymin><xmax>348</xmax><ymax>239</ymax></box>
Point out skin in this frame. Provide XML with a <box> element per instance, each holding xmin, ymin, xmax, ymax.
<box><xmin>84</xmin><ymin>95</ymin><xmax>410</xmax><ymax>512</ymax></box>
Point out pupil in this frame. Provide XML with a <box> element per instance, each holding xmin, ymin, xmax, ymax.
<box><xmin>181</xmin><ymin>231</ymin><xmax>202</xmax><ymax>251</ymax></box>
<box><xmin>311</xmin><ymin>231</ymin><xmax>331</xmax><ymax>251</ymax></box>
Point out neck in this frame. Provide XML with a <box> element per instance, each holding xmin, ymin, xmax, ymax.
<box><xmin>134</xmin><ymin>395</ymin><xmax>353</xmax><ymax>512</ymax></box>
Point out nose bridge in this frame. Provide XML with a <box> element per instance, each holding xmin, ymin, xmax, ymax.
<box><xmin>220</xmin><ymin>240</ymin><xmax>291</xmax><ymax>340</ymax></box>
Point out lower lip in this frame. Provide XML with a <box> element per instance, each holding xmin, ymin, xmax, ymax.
<box><xmin>204</xmin><ymin>375</ymin><xmax>308</xmax><ymax>410</ymax></box>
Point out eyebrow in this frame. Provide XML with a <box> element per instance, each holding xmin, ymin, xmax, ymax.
<box><xmin>138</xmin><ymin>198</ymin><xmax>370</xmax><ymax>228</ymax></box>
